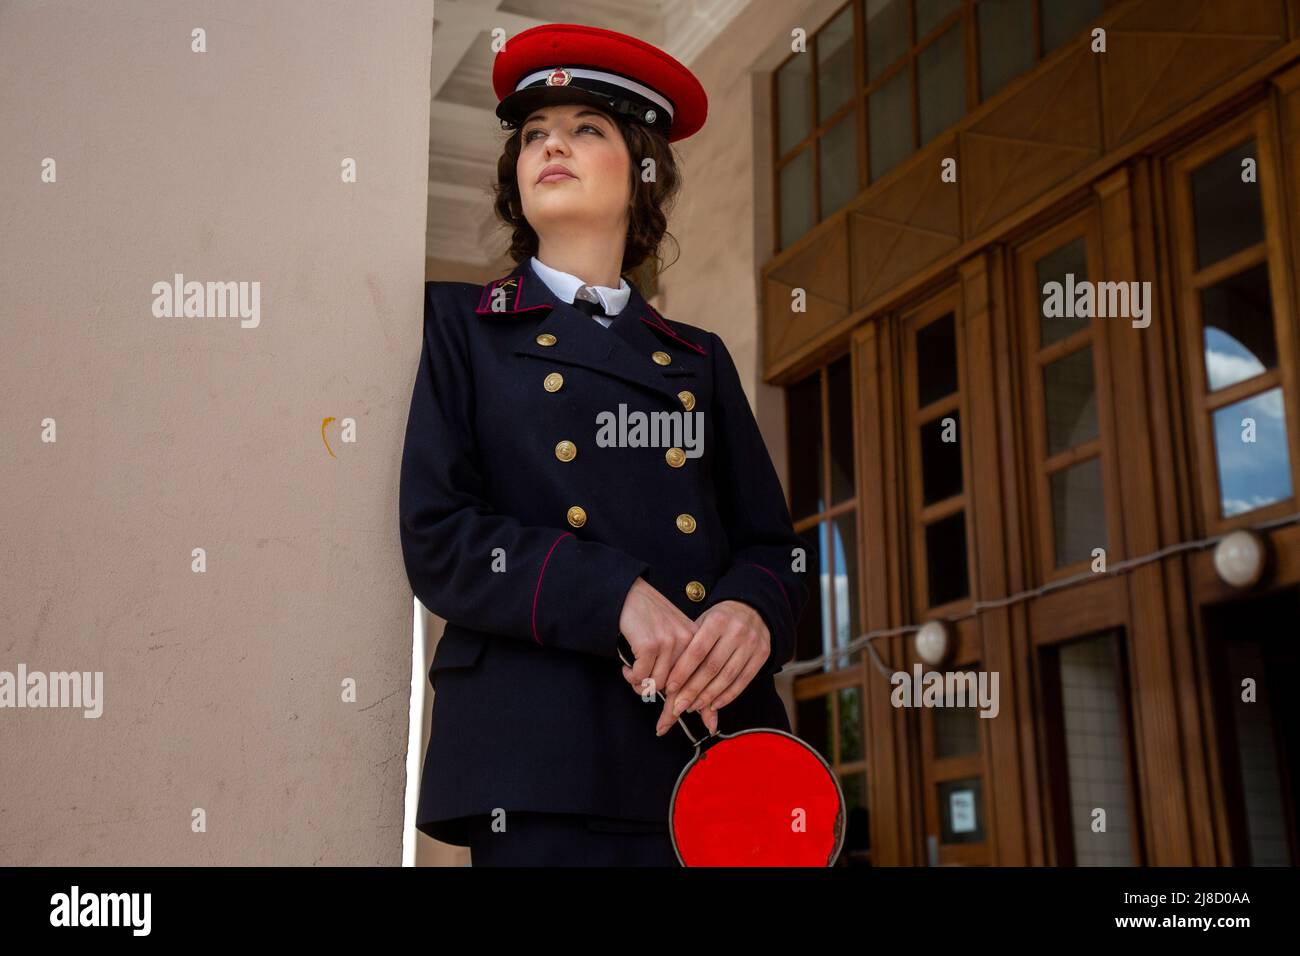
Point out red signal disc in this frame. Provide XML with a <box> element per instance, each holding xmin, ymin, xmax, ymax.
<box><xmin>669</xmin><ymin>728</ymin><xmax>845</xmax><ymax>866</ymax></box>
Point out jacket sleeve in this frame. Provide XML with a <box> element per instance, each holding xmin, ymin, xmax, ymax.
<box><xmin>398</xmin><ymin>282</ymin><xmax>649</xmax><ymax>660</ymax></box>
<box><xmin>697</xmin><ymin>331</ymin><xmax>810</xmax><ymax>675</ymax></box>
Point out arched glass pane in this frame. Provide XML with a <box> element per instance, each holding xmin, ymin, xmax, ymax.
<box><xmin>1213</xmin><ymin>388</ymin><xmax>1294</xmax><ymax>517</ymax></box>
<box><xmin>1200</xmin><ymin>263</ymin><xmax>1276</xmax><ymax>392</ymax></box>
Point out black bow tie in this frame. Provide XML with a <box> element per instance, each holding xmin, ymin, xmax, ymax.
<box><xmin>572</xmin><ymin>292</ymin><xmax>608</xmax><ymax>319</ymax></box>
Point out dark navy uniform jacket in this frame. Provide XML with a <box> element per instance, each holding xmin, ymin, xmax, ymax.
<box><xmin>399</xmin><ymin>257</ymin><xmax>809</xmax><ymax>846</ymax></box>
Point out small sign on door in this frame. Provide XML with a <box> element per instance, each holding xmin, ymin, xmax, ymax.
<box><xmin>949</xmin><ymin>789</ymin><xmax>976</xmax><ymax>834</ymax></box>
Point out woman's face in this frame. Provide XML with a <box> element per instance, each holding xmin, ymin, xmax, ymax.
<box><xmin>516</xmin><ymin>103</ymin><xmax>631</xmax><ymax>237</ymax></box>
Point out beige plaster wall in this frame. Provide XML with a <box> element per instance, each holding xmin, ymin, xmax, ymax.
<box><xmin>0</xmin><ymin>0</ymin><xmax>434</xmax><ymax>864</ymax></box>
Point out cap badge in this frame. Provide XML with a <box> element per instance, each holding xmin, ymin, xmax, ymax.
<box><xmin>545</xmin><ymin>67</ymin><xmax>572</xmax><ymax>87</ymax></box>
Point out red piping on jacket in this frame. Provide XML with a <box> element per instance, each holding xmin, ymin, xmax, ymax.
<box><xmin>744</xmin><ymin>561</ymin><xmax>790</xmax><ymax>609</ymax></box>
<box><xmin>531</xmin><ymin>531</ymin><xmax>573</xmax><ymax>643</ymax></box>
<box><xmin>642</xmin><ymin>305</ymin><xmax>707</xmax><ymax>355</ymax></box>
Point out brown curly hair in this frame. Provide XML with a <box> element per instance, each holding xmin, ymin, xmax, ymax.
<box><xmin>492</xmin><ymin>107</ymin><xmax>682</xmax><ymax>281</ymax></box>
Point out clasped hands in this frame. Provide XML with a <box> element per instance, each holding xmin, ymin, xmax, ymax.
<box><xmin>617</xmin><ymin>576</ymin><xmax>770</xmax><ymax>737</ymax></box>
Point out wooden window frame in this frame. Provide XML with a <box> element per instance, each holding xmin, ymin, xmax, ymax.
<box><xmin>898</xmin><ymin>285</ymin><xmax>989</xmax><ymax>865</ymax></box>
<box><xmin>861</xmin><ymin>0</ymin><xmax>970</xmax><ymax>182</ymax></box>
<box><xmin>900</xmin><ymin>285</ymin><xmax>977</xmax><ymax>618</ymax></box>
<box><xmin>793</xmin><ymin>666</ymin><xmax>871</xmax><ymax>863</ymax></box>
<box><xmin>1013</xmin><ymin>206</ymin><xmax>1125</xmax><ymax>582</ymax></box>
<box><xmin>786</xmin><ymin>354</ymin><xmax>870</xmax><ymax>860</ymax></box>
<box><xmin>788</xmin><ymin>354</ymin><xmax>862</xmax><ymax>666</ymax></box>
<box><xmin>772</xmin><ymin>1</ymin><xmax>864</xmax><ymax>249</ymax></box>
<box><xmin>771</xmin><ymin>0</ymin><xmax>1115</xmax><ymax>254</ymax></box>
<box><xmin>1164</xmin><ymin>107</ymin><xmax>1300</xmax><ymax>534</ymax></box>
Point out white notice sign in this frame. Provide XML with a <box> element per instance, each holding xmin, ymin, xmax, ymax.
<box><xmin>949</xmin><ymin>790</ymin><xmax>976</xmax><ymax>834</ymax></box>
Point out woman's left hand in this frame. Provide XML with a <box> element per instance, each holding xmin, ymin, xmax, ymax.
<box><xmin>654</xmin><ymin>601</ymin><xmax>770</xmax><ymax>736</ymax></box>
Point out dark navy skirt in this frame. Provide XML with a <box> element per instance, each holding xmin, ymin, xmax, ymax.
<box><xmin>465</xmin><ymin>811</ymin><xmax>679</xmax><ymax>867</ymax></box>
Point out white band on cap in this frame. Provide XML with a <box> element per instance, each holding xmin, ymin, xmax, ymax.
<box><xmin>515</xmin><ymin>66</ymin><xmax>675</xmax><ymax>120</ymax></box>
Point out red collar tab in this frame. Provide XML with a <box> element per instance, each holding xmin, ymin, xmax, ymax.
<box><xmin>474</xmin><ymin>265</ymin><xmax>707</xmax><ymax>356</ymax></box>
<box><xmin>474</xmin><ymin>270</ymin><xmax>550</xmax><ymax>316</ymax></box>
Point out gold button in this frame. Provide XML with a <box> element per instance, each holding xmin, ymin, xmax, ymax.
<box><xmin>652</xmin><ymin>350</ymin><xmax>671</xmax><ymax>366</ymax></box>
<box><xmin>536</xmin><ymin>333</ymin><xmax>557</xmax><ymax>346</ymax></box>
<box><xmin>543</xmin><ymin>372</ymin><xmax>564</xmax><ymax>392</ymax></box>
<box><xmin>665</xmin><ymin>447</ymin><xmax>686</xmax><ymax>468</ymax></box>
<box><xmin>676</xmin><ymin>513</ymin><xmax>696</xmax><ymax>534</ymax></box>
<box><xmin>554</xmin><ymin>440</ymin><xmax>576</xmax><ymax>462</ymax></box>
<box><xmin>685</xmin><ymin>580</ymin><xmax>706</xmax><ymax>602</ymax></box>
<box><xmin>566</xmin><ymin>506</ymin><xmax>587</xmax><ymax>528</ymax></box>
<box><xmin>677</xmin><ymin>390</ymin><xmax>696</xmax><ymax>410</ymax></box>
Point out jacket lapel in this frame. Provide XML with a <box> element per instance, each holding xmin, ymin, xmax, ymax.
<box><xmin>480</xmin><ymin>259</ymin><xmax>701</xmax><ymax>405</ymax></box>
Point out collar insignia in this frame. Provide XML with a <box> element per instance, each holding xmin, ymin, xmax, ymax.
<box><xmin>475</xmin><ymin>264</ymin><xmax>707</xmax><ymax>356</ymax></box>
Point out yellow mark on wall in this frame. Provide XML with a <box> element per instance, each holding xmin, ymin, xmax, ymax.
<box><xmin>321</xmin><ymin>417</ymin><xmax>337</xmax><ymax>458</ymax></box>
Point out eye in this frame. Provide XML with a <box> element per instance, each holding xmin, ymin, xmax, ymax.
<box><xmin>578</xmin><ymin>123</ymin><xmax>603</xmax><ymax>135</ymax></box>
<box><xmin>522</xmin><ymin>128</ymin><xmax>545</xmax><ymax>143</ymax></box>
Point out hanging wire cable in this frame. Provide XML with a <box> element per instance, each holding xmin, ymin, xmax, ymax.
<box><xmin>781</xmin><ymin>510</ymin><xmax>1300</xmax><ymax>683</ymax></box>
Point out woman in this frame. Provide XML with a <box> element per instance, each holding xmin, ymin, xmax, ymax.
<box><xmin>400</xmin><ymin>23</ymin><xmax>809</xmax><ymax>866</ymax></box>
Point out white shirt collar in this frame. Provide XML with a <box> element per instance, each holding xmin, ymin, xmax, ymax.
<box><xmin>529</xmin><ymin>256</ymin><xmax>630</xmax><ymax>316</ymax></box>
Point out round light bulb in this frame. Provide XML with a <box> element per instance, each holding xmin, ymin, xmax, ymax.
<box><xmin>915</xmin><ymin>620</ymin><xmax>949</xmax><ymax>666</ymax></box>
<box><xmin>1213</xmin><ymin>530</ymin><xmax>1265</xmax><ymax>589</ymax></box>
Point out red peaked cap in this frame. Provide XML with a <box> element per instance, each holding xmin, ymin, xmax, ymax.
<box><xmin>492</xmin><ymin>23</ymin><xmax>708</xmax><ymax>143</ymax></box>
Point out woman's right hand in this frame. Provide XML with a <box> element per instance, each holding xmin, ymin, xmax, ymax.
<box><xmin>618</xmin><ymin>577</ymin><xmax>697</xmax><ymax>714</ymax></box>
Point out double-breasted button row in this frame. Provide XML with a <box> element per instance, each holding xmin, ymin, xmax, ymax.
<box><xmin>534</xmin><ymin>341</ymin><xmax>582</xmax><ymax>526</ymax></box>
<box><xmin>543</xmin><ymin>343</ymin><xmax>695</xmax><ymax>562</ymax></box>
<box><xmin>651</xmin><ymin>355</ymin><xmax>698</xmax><ymax>597</ymax></box>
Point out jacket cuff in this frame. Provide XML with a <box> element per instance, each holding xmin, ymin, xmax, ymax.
<box><xmin>531</xmin><ymin>533</ymin><xmax>649</xmax><ymax>659</ymax></box>
<box><xmin>699</xmin><ymin>562</ymin><xmax>796</xmax><ymax>674</ymax></box>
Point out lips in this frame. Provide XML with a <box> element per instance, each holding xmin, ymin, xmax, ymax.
<box><xmin>537</xmin><ymin>163</ymin><xmax>576</xmax><ymax>184</ymax></box>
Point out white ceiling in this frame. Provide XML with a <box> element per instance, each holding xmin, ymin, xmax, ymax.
<box><xmin>426</xmin><ymin>0</ymin><xmax>750</xmax><ymax>266</ymax></box>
